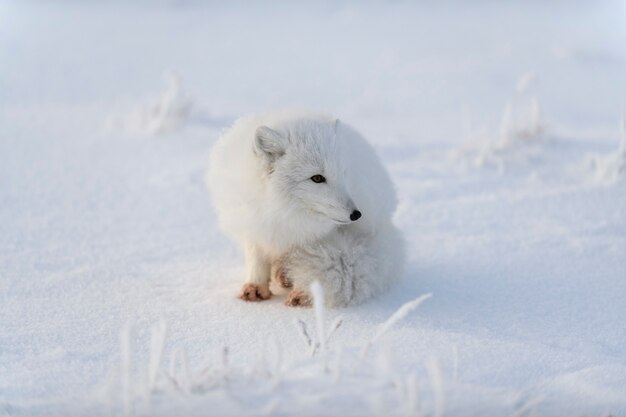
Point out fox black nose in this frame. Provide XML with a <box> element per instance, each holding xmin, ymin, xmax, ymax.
<box><xmin>350</xmin><ymin>210</ymin><xmax>362</xmax><ymax>221</ymax></box>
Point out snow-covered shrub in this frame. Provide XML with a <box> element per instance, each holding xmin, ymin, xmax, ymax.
<box><xmin>454</xmin><ymin>72</ymin><xmax>546</xmax><ymax>170</ymax></box>
<box><xmin>107</xmin><ymin>72</ymin><xmax>193</xmax><ymax>136</ymax></box>
<box><xmin>98</xmin><ymin>286</ymin><xmax>435</xmax><ymax>417</ymax></box>
<box><xmin>588</xmin><ymin>112</ymin><xmax>626</xmax><ymax>183</ymax></box>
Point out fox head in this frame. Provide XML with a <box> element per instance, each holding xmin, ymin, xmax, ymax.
<box><xmin>253</xmin><ymin>119</ymin><xmax>362</xmax><ymax>235</ymax></box>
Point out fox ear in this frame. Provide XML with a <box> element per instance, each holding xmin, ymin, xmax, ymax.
<box><xmin>254</xmin><ymin>126</ymin><xmax>286</xmax><ymax>161</ymax></box>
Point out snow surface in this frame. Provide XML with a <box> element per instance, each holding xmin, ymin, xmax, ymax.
<box><xmin>1</xmin><ymin>1</ymin><xmax>626</xmax><ymax>416</ymax></box>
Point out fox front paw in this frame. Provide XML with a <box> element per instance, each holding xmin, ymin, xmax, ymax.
<box><xmin>240</xmin><ymin>283</ymin><xmax>272</xmax><ymax>302</ymax></box>
<box><xmin>285</xmin><ymin>290</ymin><xmax>312</xmax><ymax>307</ymax></box>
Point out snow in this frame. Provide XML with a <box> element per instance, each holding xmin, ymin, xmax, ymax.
<box><xmin>1</xmin><ymin>1</ymin><xmax>625</xmax><ymax>416</ymax></box>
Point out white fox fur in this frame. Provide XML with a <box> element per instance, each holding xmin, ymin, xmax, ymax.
<box><xmin>207</xmin><ymin>110</ymin><xmax>404</xmax><ymax>307</ymax></box>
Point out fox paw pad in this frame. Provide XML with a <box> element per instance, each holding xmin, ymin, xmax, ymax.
<box><xmin>240</xmin><ymin>283</ymin><xmax>272</xmax><ymax>301</ymax></box>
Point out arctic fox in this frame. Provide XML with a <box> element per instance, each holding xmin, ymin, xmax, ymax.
<box><xmin>207</xmin><ymin>111</ymin><xmax>404</xmax><ymax>307</ymax></box>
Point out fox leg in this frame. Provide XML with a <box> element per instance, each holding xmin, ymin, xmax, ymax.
<box><xmin>240</xmin><ymin>241</ymin><xmax>272</xmax><ymax>301</ymax></box>
<box><xmin>271</xmin><ymin>257</ymin><xmax>293</xmax><ymax>289</ymax></box>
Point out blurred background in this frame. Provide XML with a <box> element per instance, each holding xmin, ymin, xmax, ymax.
<box><xmin>2</xmin><ymin>1</ymin><xmax>625</xmax><ymax>141</ymax></box>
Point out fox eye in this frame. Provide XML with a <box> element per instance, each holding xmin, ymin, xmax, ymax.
<box><xmin>310</xmin><ymin>174</ymin><xmax>326</xmax><ymax>183</ymax></box>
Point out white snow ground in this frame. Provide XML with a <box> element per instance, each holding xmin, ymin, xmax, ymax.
<box><xmin>1</xmin><ymin>1</ymin><xmax>626</xmax><ymax>416</ymax></box>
